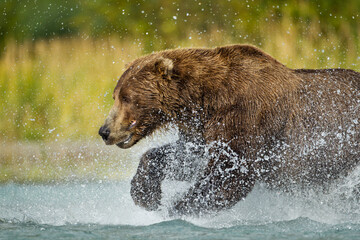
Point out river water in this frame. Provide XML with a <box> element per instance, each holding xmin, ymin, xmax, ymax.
<box><xmin>1</xmin><ymin>127</ymin><xmax>360</xmax><ymax>239</ymax></box>
<box><xmin>1</xmin><ymin>177</ymin><xmax>360</xmax><ymax>240</ymax></box>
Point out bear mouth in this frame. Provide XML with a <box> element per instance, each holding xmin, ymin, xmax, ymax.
<box><xmin>116</xmin><ymin>133</ymin><xmax>134</xmax><ymax>148</ymax></box>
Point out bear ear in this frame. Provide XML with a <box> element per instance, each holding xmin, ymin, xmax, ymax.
<box><xmin>154</xmin><ymin>57</ymin><xmax>173</xmax><ymax>80</ymax></box>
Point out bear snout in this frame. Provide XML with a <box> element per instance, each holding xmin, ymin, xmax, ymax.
<box><xmin>99</xmin><ymin>125</ymin><xmax>111</xmax><ymax>141</ymax></box>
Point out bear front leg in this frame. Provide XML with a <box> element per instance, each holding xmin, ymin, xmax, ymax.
<box><xmin>130</xmin><ymin>144</ymin><xmax>174</xmax><ymax>211</ymax></box>
<box><xmin>170</xmin><ymin>151</ymin><xmax>256</xmax><ymax>216</ymax></box>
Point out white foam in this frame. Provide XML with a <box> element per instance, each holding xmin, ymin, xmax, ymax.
<box><xmin>2</xmin><ymin>173</ymin><xmax>360</xmax><ymax>228</ymax></box>
<box><xmin>1</xmin><ymin>126</ymin><xmax>359</xmax><ymax>227</ymax></box>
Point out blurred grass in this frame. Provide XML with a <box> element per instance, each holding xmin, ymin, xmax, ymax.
<box><xmin>0</xmin><ymin>140</ymin><xmax>141</xmax><ymax>183</ymax></box>
<box><xmin>0</xmin><ymin>38</ymin><xmax>143</xmax><ymax>142</ymax></box>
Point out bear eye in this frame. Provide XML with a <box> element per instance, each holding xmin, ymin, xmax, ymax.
<box><xmin>122</xmin><ymin>95</ymin><xmax>131</xmax><ymax>103</ymax></box>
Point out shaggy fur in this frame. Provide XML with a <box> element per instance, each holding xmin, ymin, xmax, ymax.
<box><xmin>99</xmin><ymin>45</ymin><xmax>360</xmax><ymax>215</ymax></box>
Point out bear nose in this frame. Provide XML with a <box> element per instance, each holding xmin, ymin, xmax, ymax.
<box><xmin>99</xmin><ymin>125</ymin><xmax>110</xmax><ymax>141</ymax></box>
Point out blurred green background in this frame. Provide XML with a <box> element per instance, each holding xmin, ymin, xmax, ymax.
<box><xmin>0</xmin><ymin>0</ymin><xmax>359</xmax><ymax>182</ymax></box>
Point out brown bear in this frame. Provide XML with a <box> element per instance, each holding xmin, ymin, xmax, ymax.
<box><xmin>99</xmin><ymin>44</ymin><xmax>360</xmax><ymax>215</ymax></box>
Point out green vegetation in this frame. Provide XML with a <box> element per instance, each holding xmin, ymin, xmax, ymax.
<box><xmin>1</xmin><ymin>0</ymin><xmax>360</xmax><ymax>54</ymax></box>
<box><xmin>0</xmin><ymin>0</ymin><xmax>359</xmax><ymax>182</ymax></box>
<box><xmin>0</xmin><ymin>39</ymin><xmax>140</xmax><ymax>142</ymax></box>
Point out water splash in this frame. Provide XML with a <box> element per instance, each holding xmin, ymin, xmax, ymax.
<box><xmin>1</xmin><ymin>172</ymin><xmax>360</xmax><ymax>228</ymax></box>
<box><xmin>1</xmin><ymin>126</ymin><xmax>359</xmax><ymax>228</ymax></box>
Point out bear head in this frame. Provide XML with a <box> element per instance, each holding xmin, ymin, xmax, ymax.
<box><xmin>99</xmin><ymin>56</ymin><xmax>177</xmax><ymax>148</ymax></box>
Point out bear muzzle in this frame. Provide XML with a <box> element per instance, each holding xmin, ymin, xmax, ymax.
<box><xmin>99</xmin><ymin>123</ymin><xmax>139</xmax><ymax>148</ymax></box>
<box><xmin>98</xmin><ymin>125</ymin><xmax>110</xmax><ymax>142</ymax></box>
<box><xmin>115</xmin><ymin>133</ymin><xmax>135</xmax><ymax>148</ymax></box>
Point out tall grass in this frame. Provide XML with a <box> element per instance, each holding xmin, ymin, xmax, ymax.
<box><xmin>0</xmin><ymin>38</ymin><xmax>143</xmax><ymax>141</ymax></box>
<box><xmin>0</xmin><ymin>28</ymin><xmax>359</xmax><ymax>142</ymax></box>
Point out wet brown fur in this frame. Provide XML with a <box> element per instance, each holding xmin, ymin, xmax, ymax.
<box><xmin>100</xmin><ymin>44</ymin><xmax>360</xmax><ymax>215</ymax></box>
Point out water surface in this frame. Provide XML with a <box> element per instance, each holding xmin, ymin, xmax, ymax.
<box><xmin>1</xmin><ymin>179</ymin><xmax>360</xmax><ymax>240</ymax></box>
